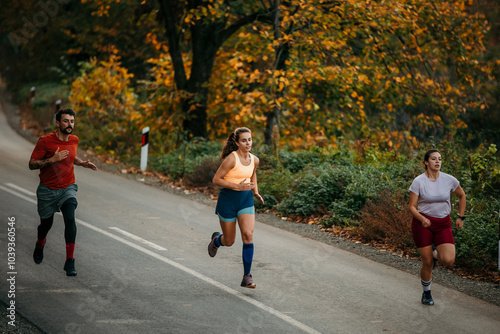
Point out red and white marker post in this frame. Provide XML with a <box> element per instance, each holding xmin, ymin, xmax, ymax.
<box><xmin>141</xmin><ymin>127</ymin><xmax>150</xmax><ymax>172</ymax></box>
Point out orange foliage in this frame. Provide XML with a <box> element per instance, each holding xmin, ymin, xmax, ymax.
<box><xmin>71</xmin><ymin>0</ymin><xmax>493</xmax><ymax>152</ymax></box>
<box><xmin>69</xmin><ymin>55</ymin><xmax>139</xmax><ymax>153</ymax></box>
<box><xmin>199</xmin><ymin>0</ymin><xmax>491</xmax><ymax>149</ymax></box>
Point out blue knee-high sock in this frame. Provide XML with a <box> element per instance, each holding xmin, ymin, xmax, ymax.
<box><xmin>242</xmin><ymin>243</ymin><xmax>254</xmax><ymax>275</ymax></box>
<box><xmin>215</xmin><ymin>234</ymin><xmax>224</xmax><ymax>247</ymax></box>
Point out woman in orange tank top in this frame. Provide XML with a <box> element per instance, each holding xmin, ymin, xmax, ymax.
<box><xmin>208</xmin><ymin>127</ymin><xmax>264</xmax><ymax>288</ymax></box>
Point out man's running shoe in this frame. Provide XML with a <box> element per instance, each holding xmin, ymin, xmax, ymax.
<box><xmin>33</xmin><ymin>246</ymin><xmax>44</xmax><ymax>264</ymax></box>
<box><xmin>421</xmin><ymin>290</ymin><xmax>434</xmax><ymax>305</ymax></box>
<box><xmin>208</xmin><ymin>232</ymin><xmax>220</xmax><ymax>257</ymax></box>
<box><xmin>241</xmin><ymin>274</ymin><xmax>256</xmax><ymax>289</ymax></box>
<box><xmin>64</xmin><ymin>258</ymin><xmax>77</xmax><ymax>276</ymax></box>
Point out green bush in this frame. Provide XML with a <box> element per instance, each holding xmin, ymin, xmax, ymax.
<box><xmin>256</xmin><ymin>168</ymin><xmax>294</xmax><ymax>210</ymax></box>
<box><xmin>378</xmin><ymin>159</ymin><xmax>421</xmax><ymax>187</ymax></box>
<box><xmin>454</xmin><ymin>199</ymin><xmax>499</xmax><ymax>269</ymax></box>
<box><xmin>326</xmin><ymin>198</ymin><xmax>360</xmax><ymax>226</ymax></box>
<box><xmin>279</xmin><ymin>146</ymin><xmax>328</xmax><ymax>173</ymax></box>
<box><xmin>277</xmin><ymin>159</ymin><xmax>411</xmax><ymax>225</ymax></box>
<box><xmin>149</xmin><ymin>139</ymin><xmax>222</xmax><ymax>179</ymax></box>
<box><xmin>251</xmin><ymin>145</ymin><xmax>281</xmax><ymax>170</ymax></box>
<box><xmin>327</xmin><ymin>165</ymin><xmax>397</xmax><ymax>226</ymax></box>
<box><xmin>181</xmin><ymin>139</ymin><xmax>222</xmax><ymax>160</ymax></box>
<box><xmin>277</xmin><ymin>163</ymin><xmax>353</xmax><ymax>216</ymax></box>
<box><xmin>149</xmin><ymin>153</ymin><xmax>186</xmax><ymax>179</ymax></box>
<box><xmin>468</xmin><ymin>144</ymin><xmax>500</xmax><ymax>197</ymax></box>
<box><xmin>279</xmin><ymin>145</ymin><xmax>356</xmax><ymax>174</ymax></box>
<box><xmin>183</xmin><ymin>156</ymin><xmax>220</xmax><ymax>186</ymax></box>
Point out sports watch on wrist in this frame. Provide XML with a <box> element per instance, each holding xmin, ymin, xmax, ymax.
<box><xmin>458</xmin><ymin>215</ymin><xmax>466</xmax><ymax>220</ymax></box>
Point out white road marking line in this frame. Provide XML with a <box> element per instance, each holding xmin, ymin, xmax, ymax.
<box><xmin>17</xmin><ymin>287</ymin><xmax>88</xmax><ymax>293</ymax></box>
<box><xmin>42</xmin><ymin>289</ymin><xmax>88</xmax><ymax>294</ymax></box>
<box><xmin>96</xmin><ymin>319</ymin><xmax>152</xmax><ymax>324</ymax></box>
<box><xmin>109</xmin><ymin>227</ymin><xmax>167</xmax><ymax>251</ymax></box>
<box><xmin>6</xmin><ymin>182</ymin><xmax>36</xmax><ymax>196</ymax></box>
<box><xmin>79</xmin><ymin>218</ymin><xmax>322</xmax><ymax>334</ymax></box>
<box><xmin>0</xmin><ymin>184</ymin><xmax>37</xmax><ymax>204</ymax></box>
<box><xmin>2</xmin><ymin>183</ymin><xmax>322</xmax><ymax>334</ymax></box>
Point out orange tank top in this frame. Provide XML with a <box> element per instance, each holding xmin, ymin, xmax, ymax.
<box><xmin>224</xmin><ymin>151</ymin><xmax>255</xmax><ymax>185</ymax></box>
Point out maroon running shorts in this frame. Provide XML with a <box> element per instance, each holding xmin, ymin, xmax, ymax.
<box><xmin>411</xmin><ymin>214</ymin><xmax>455</xmax><ymax>248</ymax></box>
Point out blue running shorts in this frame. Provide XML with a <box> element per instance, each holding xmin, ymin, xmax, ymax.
<box><xmin>215</xmin><ymin>188</ymin><xmax>255</xmax><ymax>222</ymax></box>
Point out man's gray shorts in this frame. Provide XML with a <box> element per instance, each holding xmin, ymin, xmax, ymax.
<box><xmin>36</xmin><ymin>183</ymin><xmax>78</xmax><ymax>219</ymax></box>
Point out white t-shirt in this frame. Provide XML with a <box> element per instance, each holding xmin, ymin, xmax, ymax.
<box><xmin>409</xmin><ymin>172</ymin><xmax>460</xmax><ymax>218</ymax></box>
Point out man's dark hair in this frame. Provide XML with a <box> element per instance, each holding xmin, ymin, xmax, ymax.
<box><xmin>56</xmin><ymin>108</ymin><xmax>76</xmax><ymax>122</ymax></box>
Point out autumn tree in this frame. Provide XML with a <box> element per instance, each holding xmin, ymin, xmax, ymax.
<box><xmin>205</xmin><ymin>0</ymin><xmax>494</xmax><ymax>149</ymax></box>
<box><xmin>2</xmin><ymin>0</ymin><xmax>497</xmax><ymax>153</ymax></box>
<box><xmin>155</xmin><ymin>0</ymin><xmax>275</xmax><ymax>139</ymax></box>
<box><xmin>69</xmin><ymin>55</ymin><xmax>140</xmax><ymax>154</ymax></box>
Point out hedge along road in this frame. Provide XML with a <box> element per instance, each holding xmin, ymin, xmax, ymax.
<box><xmin>0</xmin><ymin>105</ymin><xmax>499</xmax><ymax>334</ymax></box>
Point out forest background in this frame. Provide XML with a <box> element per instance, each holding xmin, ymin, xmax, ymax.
<box><xmin>0</xmin><ymin>0</ymin><xmax>499</xmax><ymax>282</ymax></box>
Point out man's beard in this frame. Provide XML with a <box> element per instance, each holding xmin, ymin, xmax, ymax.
<box><xmin>60</xmin><ymin>126</ymin><xmax>73</xmax><ymax>134</ymax></box>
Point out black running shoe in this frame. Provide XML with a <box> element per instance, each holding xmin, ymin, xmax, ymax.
<box><xmin>64</xmin><ymin>258</ymin><xmax>77</xmax><ymax>276</ymax></box>
<box><xmin>33</xmin><ymin>246</ymin><xmax>44</xmax><ymax>264</ymax></box>
<box><xmin>422</xmin><ymin>290</ymin><xmax>434</xmax><ymax>305</ymax></box>
<box><xmin>208</xmin><ymin>232</ymin><xmax>220</xmax><ymax>257</ymax></box>
<box><xmin>240</xmin><ymin>274</ymin><xmax>256</xmax><ymax>289</ymax></box>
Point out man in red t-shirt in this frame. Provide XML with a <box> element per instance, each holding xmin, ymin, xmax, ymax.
<box><xmin>29</xmin><ymin>108</ymin><xmax>98</xmax><ymax>276</ymax></box>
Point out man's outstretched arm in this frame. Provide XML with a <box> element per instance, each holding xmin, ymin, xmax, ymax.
<box><xmin>74</xmin><ymin>157</ymin><xmax>98</xmax><ymax>171</ymax></box>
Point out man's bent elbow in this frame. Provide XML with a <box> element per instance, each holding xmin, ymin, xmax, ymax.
<box><xmin>28</xmin><ymin>160</ymin><xmax>38</xmax><ymax>170</ymax></box>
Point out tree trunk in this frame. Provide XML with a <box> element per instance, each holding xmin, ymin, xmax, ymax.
<box><xmin>265</xmin><ymin>0</ymin><xmax>290</xmax><ymax>146</ymax></box>
<box><xmin>181</xmin><ymin>20</ymin><xmax>223</xmax><ymax>139</ymax></box>
<box><xmin>157</xmin><ymin>0</ymin><xmax>275</xmax><ymax>139</ymax></box>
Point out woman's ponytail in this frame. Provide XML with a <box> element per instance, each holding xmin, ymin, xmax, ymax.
<box><xmin>220</xmin><ymin>127</ymin><xmax>251</xmax><ymax>159</ymax></box>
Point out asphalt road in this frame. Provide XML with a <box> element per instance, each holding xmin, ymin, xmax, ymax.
<box><xmin>1</xmin><ymin>104</ymin><xmax>499</xmax><ymax>334</ymax></box>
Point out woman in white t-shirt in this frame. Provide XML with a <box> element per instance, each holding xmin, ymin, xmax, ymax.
<box><xmin>409</xmin><ymin>149</ymin><xmax>466</xmax><ymax>306</ymax></box>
